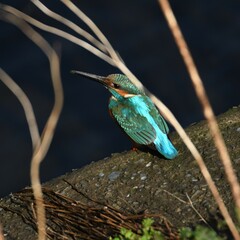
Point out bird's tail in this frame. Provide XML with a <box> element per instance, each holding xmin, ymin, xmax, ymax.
<box><xmin>154</xmin><ymin>135</ymin><xmax>178</xmax><ymax>160</ymax></box>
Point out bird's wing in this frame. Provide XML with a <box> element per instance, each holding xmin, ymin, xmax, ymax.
<box><xmin>149</xmin><ymin>106</ymin><xmax>169</xmax><ymax>134</ymax></box>
<box><xmin>145</xmin><ymin>96</ymin><xmax>169</xmax><ymax>134</ymax></box>
<box><xmin>110</xmin><ymin>107</ymin><xmax>156</xmax><ymax>145</ymax></box>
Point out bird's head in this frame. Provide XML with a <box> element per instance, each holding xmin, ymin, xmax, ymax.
<box><xmin>71</xmin><ymin>70</ymin><xmax>144</xmax><ymax>100</ymax></box>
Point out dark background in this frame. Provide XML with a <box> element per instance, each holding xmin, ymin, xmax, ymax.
<box><xmin>0</xmin><ymin>0</ymin><xmax>239</xmax><ymax>197</ymax></box>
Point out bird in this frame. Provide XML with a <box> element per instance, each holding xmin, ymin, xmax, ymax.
<box><xmin>72</xmin><ymin>71</ymin><xmax>178</xmax><ymax>159</ymax></box>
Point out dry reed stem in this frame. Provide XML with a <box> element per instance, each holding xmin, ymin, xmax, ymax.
<box><xmin>163</xmin><ymin>190</ymin><xmax>209</xmax><ymax>226</ymax></box>
<box><xmin>0</xmin><ymin>3</ymin><xmax>143</xmax><ymax>92</ymax></box>
<box><xmin>1</xmin><ymin>15</ymin><xmax>47</xmax><ymax>239</ymax></box>
<box><xmin>0</xmin><ymin>69</ymin><xmax>40</xmax><ymax>149</ymax></box>
<box><xmin>0</xmin><ymin>225</ymin><xmax>4</xmax><ymax>240</ymax></box>
<box><xmin>28</xmin><ymin>29</ymin><xmax>63</xmax><ymax>240</ymax></box>
<box><xmin>0</xmin><ymin>12</ymin><xmax>64</xmax><ymax>240</ymax></box>
<box><xmin>32</xmin><ymin>1</ymin><xmax>144</xmax><ymax>93</ymax></box>
<box><xmin>162</xmin><ymin>190</ymin><xmax>187</xmax><ymax>204</ymax></box>
<box><xmin>0</xmin><ymin>4</ymin><xmax>115</xmax><ymax>66</ymax></box>
<box><xmin>185</xmin><ymin>193</ymin><xmax>209</xmax><ymax>226</ymax></box>
<box><xmin>31</xmin><ymin>0</ymin><xmax>107</xmax><ymax>53</ymax></box>
<box><xmin>158</xmin><ymin>0</ymin><xmax>240</xmax><ymax>239</ymax></box>
<box><xmin>60</xmin><ymin>0</ymin><xmax>120</xmax><ymax>61</ymax></box>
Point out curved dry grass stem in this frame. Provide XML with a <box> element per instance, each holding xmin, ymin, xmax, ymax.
<box><xmin>0</xmin><ymin>3</ymin><xmax>144</xmax><ymax>93</ymax></box>
<box><xmin>0</xmin><ymin>69</ymin><xmax>40</xmax><ymax>149</ymax></box>
<box><xmin>60</xmin><ymin>0</ymin><xmax>119</xmax><ymax>61</ymax></box>
<box><xmin>185</xmin><ymin>193</ymin><xmax>209</xmax><ymax>226</ymax></box>
<box><xmin>37</xmin><ymin>50</ymin><xmax>63</xmax><ymax>161</ymax></box>
<box><xmin>0</xmin><ymin>11</ymin><xmax>64</xmax><ymax>240</ymax></box>
<box><xmin>0</xmin><ymin>15</ymin><xmax>46</xmax><ymax>240</ymax></box>
<box><xmin>31</xmin><ymin>0</ymin><xmax>108</xmax><ymax>53</ymax></box>
<box><xmin>0</xmin><ymin>4</ymin><xmax>115</xmax><ymax>66</ymax></box>
<box><xmin>158</xmin><ymin>0</ymin><xmax>240</xmax><ymax>238</ymax></box>
<box><xmin>0</xmin><ymin>225</ymin><xmax>4</xmax><ymax>240</ymax></box>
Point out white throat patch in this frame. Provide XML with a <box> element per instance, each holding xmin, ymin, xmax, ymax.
<box><xmin>124</xmin><ymin>94</ymin><xmax>140</xmax><ymax>98</ymax></box>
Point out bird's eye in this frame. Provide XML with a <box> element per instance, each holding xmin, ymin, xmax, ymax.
<box><xmin>112</xmin><ymin>83</ymin><xmax>120</xmax><ymax>89</ymax></box>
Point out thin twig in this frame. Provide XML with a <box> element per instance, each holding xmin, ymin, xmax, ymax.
<box><xmin>186</xmin><ymin>193</ymin><xmax>209</xmax><ymax>226</ymax></box>
<box><xmin>162</xmin><ymin>190</ymin><xmax>187</xmax><ymax>204</ymax></box>
<box><xmin>158</xmin><ymin>0</ymin><xmax>240</xmax><ymax>239</ymax></box>
<box><xmin>163</xmin><ymin>190</ymin><xmax>210</xmax><ymax>226</ymax></box>
<box><xmin>0</xmin><ymin>4</ymin><xmax>115</xmax><ymax>66</ymax></box>
<box><xmin>60</xmin><ymin>0</ymin><xmax>119</xmax><ymax>61</ymax></box>
<box><xmin>31</xmin><ymin>0</ymin><xmax>107</xmax><ymax>53</ymax></box>
<box><xmin>0</xmin><ymin>69</ymin><xmax>40</xmax><ymax>150</ymax></box>
<box><xmin>0</xmin><ymin>225</ymin><xmax>4</xmax><ymax>240</ymax></box>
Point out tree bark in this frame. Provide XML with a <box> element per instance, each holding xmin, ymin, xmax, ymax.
<box><xmin>0</xmin><ymin>106</ymin><xmax>239</xmax><ymax>239</ymax></box>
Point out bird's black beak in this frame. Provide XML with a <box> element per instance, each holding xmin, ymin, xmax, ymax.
<box><xmin>71</xmin><ymin>70</ymin><xmax>108</xmax><ymax>87</ymax></box>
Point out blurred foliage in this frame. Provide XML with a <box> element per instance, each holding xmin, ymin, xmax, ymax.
<box><xmin>110</xmin><ymin>218</ymin><xmax>164</xmax><ymax>240</ymax></box>
<box><xmin>110</xmin><ymin>218</ymin><xmax>226</xmax><ymax>240</ymax></box>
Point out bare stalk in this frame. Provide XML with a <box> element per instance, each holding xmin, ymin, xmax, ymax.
<box><xmin>31</xmin><ymin>0</ymin><xmax>107</xmax><ymax>53</ymax></box>
<box><xmin>158</xmin><ymin>0</ymin><xmax>240</xmax><ymax>238</ymax></box>
<box><xmin>0</xmin><ymin>224</ymin><xmax>4</xmax><ymax>240</ymax></box>
<box><xmin>0</xmin><ymin>69</ymin><xmax>40</xmax><ymax>149</ymax></box>
<box><xmin>0</xmin><ymin>4</ymin><xmax>115</xmax><ymax>66</ymax></box>
<box><xmin>60</xmin><ymin>0</ymin><xmax>119</xmax><ymax>61</ymax></box>
<box><xmin>0</xmin><ymin>12</ymin><xmax>64</xmax><ymax>240</ymax></box>
<box><xmin>186</xmin><ymin>193</ymin><xmax>209</xmax><ymax>226</ymax></box>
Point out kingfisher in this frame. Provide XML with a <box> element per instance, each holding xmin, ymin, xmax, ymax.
<box><xmin>72</xmin><ymin>71</ymin><xmax>178</xmax><ymax>159</ymax></box>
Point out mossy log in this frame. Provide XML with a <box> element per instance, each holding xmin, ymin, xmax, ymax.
<box><xmin>0</xmin><ymin>106</ymin><xmax>239</xmax><ymax>239</ymax></box>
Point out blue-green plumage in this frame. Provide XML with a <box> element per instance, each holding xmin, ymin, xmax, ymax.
<box><xmin>72</xmin><ymin>71</ymin><xmax>178</xmax><ymax>159</ymax></box>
